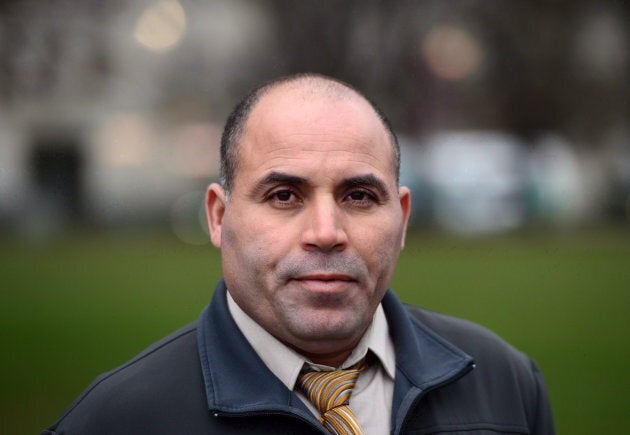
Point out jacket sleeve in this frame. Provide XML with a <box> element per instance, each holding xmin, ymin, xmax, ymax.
<box><xmin>529</xmin><ymin>359</ymin><xmax>555</xmax><ymax>435</ymax></box>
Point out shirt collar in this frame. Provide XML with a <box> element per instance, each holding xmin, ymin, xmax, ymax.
<box><xmin>227</xmin><ymin>291</ymin><xmax>396</xmax><ymax>390</ymax></box>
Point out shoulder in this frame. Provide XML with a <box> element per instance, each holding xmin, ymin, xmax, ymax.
<box><xmin>80</xmin><ymin>321</ymin><xmax>200</xmax><ymax>395</ymax></box>
<box><xmin>46</xmin><ymin>322</ymin><xmax>206</xmax><ymax>434</ymax></box>
<box><xmin>403</xmin><ymin>303</ymin><xmax>546</xmax><ymax>396</ymax></box>
<box><xmin>403</xmin><ymin>305</ymin><xmax>553</xmax><ymax>432</ymax></box>
<box><xmin>404</xmin><ymin>304</ymin><xmax>532</xmax><ymax>369</ymax></box>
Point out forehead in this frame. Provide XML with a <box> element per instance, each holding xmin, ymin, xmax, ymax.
<box><xmin>237</xmin><ymin>85</ymin><xmax>396</xmax><ymax>183</ymax></box>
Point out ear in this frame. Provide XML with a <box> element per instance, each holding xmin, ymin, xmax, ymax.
<box><xmin>205</xmin><ymin>183</ymin><xmax>227</xmax><ymax>248</ymax></box>
<box><xmin>398</xmin><ymin>186</ymin><xmax>412</xmax><ymax>249</ymax></box>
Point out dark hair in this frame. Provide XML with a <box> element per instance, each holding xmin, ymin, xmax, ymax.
<box><xmin>219</xmin><ymin>73</ymin><xmax>399</xmax><ymax>195</ymax></box>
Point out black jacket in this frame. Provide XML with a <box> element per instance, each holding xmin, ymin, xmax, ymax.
<box><xmin>44</xmin><ymin>280</ymin><xmax>554</xmax><ymax>434</ymax></box>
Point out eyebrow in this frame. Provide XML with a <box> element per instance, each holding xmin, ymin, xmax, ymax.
<box><xmin>249</xmin><ymin>171</ymin><xmax>391</xmax><ymax>200</ymax></box>
<box><xmin>249</xmin><ymin>171</ymin><xmax>308</xmax><ymax>198</ymax></box>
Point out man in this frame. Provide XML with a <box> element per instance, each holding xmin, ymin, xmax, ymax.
<box><xmin>44</xmin><ymin>74</ymin><xmax>554</xmax><ymax>434</ymax></box>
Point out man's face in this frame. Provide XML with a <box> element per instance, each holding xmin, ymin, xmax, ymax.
<box><xmin>206</xmin><ymin>86</ymin><xmax>411</xmax><ymax>359</ymax></box>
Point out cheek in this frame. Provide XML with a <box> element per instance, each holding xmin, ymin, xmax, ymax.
<box><xmin>355</xmin><ymin>212</ymin><xmax>402</xmax><ymax>246</ymax></box>
<box><xmin>221</xmin><ymin>222</ymin><xmax>272</xmax><ymax>310</ymax></box>
<box><xmin>223</xmin><ymin>220</ymin><xmax>263</xmax><ymax>267</ymax></box>
<box><xmin>352</xmin><ymin>216</ymin><xmax>404</xmax><ymax>276</ymax></box>
<box><xmin>221</xmin><ymin>213</ymin><xmax>289</xmax><ymax>275</ymax></box>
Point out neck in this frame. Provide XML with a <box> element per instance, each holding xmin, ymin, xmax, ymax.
<box><xmin>287</xmin><ymin>328</ymin><xmax>370</xmax><ymax>368</ymax></box>
<box><xmin>295</xmin><ymin>346</ymin><xmax>355</xmax><ymax>368</ymax></box>
<box><xmin>306</xmin><ymin>353</ymin><xmax>351</xmax><ymax>368</ymax></box>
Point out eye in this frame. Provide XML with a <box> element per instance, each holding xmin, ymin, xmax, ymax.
<box><xmin>275</xmin><ymin>191</ymin><xmax>292</xmax><ymax>202</ymax></box>
<box><xmin>267</xmin><ymin>189</ymin><xmax>302</xmax><ymax>208</ymax></box>
<box><xmin>349</xmin><ymin>191</ymin><xmax>368</xmax><ymax>201</ymax></box>
<box><xmin>345</xmin><ymin>190</ymin><xmax>377</xmax><ymax>206</ymax></box>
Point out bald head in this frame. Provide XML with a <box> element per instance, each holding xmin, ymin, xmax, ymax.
<box><xmin>219</xmin><ymin>73</ymin><xmax>399</xmax><ymax>195</ymax></box>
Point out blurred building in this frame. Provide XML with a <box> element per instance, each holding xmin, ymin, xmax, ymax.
<box><xmin>0</xmin><ymin>0</ymin><xmax>273</xmax><ymax>239</ymax></box>
<box><xmin>0</xmin><ymin>0</ymin><xmax>627</xmax><ymax>239</ymax></box>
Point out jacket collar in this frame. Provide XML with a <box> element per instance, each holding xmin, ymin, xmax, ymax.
<box><xmin>381</xmin><ymin>290</ymin><xmax>474</xmax><ymax>431</ymax></box>
<box><xmin>381</xmin><ymin>289</ymin><xmax>474</xmax><ymax>389</ymax></box>
<box><xmin>197</xmin><ymin>279</ymin><xmax>313</xmax><ymax>419</ymax></box>
<box><xmin>197</xmin><ymin>279</ymin><xmax>473</xmax><ymax>420</ymax></box>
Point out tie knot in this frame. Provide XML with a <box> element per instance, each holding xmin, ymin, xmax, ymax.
<box><xmin>298</xmin><ymin>359</ymin><xmax>367</xmax><ymax>414</ymax></box>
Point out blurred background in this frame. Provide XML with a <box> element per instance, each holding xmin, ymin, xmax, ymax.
<box><xmin>0</xmin><ymin>0</ymin><xmax>628</xmax><ymax>433</ymax></box>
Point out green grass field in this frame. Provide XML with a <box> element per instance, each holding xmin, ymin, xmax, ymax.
<box><xmin>2</xmin><ymin>228</ymin><xmax>628</xmax><ymax>434</ymax></box>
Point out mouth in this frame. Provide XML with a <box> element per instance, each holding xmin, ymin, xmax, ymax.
<box><xmin>291</xmin><ymin>273</ymin><xmax>356</xmax><ymax>293</ymax></box>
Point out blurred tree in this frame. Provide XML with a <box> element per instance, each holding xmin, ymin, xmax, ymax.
<box><xmin>265</xmin><ymin>0</ymin><xmax>628</xmax><ymax>143</ymax></box>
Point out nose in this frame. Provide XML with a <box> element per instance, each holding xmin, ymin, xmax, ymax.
<box><xmin>301</xmin><ymin>197</ymin><xmax>348</xmax><ymax>252</ymax></box>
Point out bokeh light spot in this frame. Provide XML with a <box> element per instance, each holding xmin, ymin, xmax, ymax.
<box><xmin>134</xmin><ymin>0</ymin><xmax>187</xmax><ymax>53</ymax></box>
<box><xmin>422</xmin><ymin>25</ymin><xmax>483</xmax><ymax>81</ymax></box>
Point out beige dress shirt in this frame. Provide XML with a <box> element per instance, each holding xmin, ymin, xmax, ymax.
<box><xmin>227</xmin><ymin>292</ymin><xmax>395</xmax><ymax>435</ymax></box>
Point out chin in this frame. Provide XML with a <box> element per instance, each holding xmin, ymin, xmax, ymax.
<box><xmin>286</xmin><ymin>311</ymin><xmax>366</xmax><ymax>342</ymax></box>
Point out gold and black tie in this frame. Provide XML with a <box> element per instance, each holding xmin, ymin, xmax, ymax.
<box><xmin>298</xmin><ymin>359</ymin><xmax>367</xmax><ymax>435</ymax></box>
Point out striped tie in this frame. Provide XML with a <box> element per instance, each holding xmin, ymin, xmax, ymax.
<box><xmin>298</xmin><ymin>359</ymin><xmax>367</xmax><ymax>435</ymax></box>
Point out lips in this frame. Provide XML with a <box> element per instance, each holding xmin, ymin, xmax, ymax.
<box><xmin>297</xmin><ymin>273</ymin><xmax>354</xmax><ymax>281</ymax></box>
<box><xmin>292</xmin><ymin>273</ymin><xmax>356</xmax><ymax>293</ymax></box>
